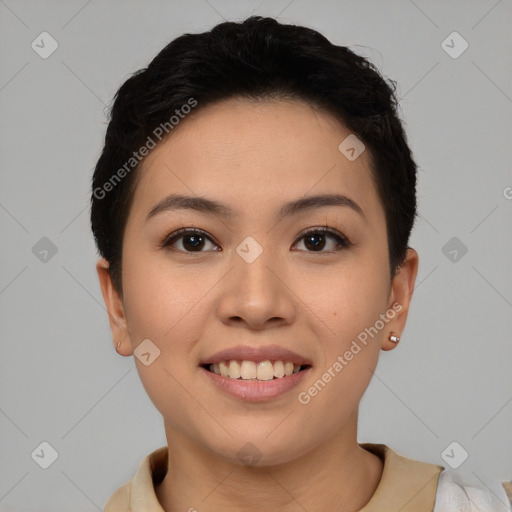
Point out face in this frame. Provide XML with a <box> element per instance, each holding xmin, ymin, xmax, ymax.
<box><xmin>97</xmin><ymin>97</ymin><xmax>418</xmax><ymax>466</ymax></box>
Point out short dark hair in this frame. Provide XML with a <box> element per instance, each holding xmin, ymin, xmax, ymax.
<box><xmin>90</xmin><ymin>15</ymin><xmax>417</xmax><ymax>296</ymax></box>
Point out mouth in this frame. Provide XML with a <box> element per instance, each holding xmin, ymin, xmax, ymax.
<box><xmin>199</xmin><ymin>360</ymin><xmax>313</xmax><ymax>402</ymax></box>
<box><xmin>200</xmin><ymin>360</ymin><xmax>313</xmax><ymax>381</ymax></box>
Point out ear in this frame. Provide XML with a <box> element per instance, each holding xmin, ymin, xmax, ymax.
<box><xmin>381</xmin><ymin>248</ymin><xmax>419</xmax><ymax>351</ymax></box>
<box><xmin>96</xmin><ymin>257</ymin><xmax>132</xmax><ymax>356</ymax></box>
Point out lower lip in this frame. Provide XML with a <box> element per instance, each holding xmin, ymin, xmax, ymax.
<box><xmin>199</xmin><ymin>366</ymin><xmax>311</xmax><ymax>402</ymax></box>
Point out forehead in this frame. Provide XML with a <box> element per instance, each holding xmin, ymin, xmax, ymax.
<box><xmin>129</xmin><ymin>98</ymin><xmax>382</xmax><ymax>223</ymax></box>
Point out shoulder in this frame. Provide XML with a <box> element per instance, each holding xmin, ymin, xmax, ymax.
<box><xmin>434</xmin><ymin>469</ymin><xmax>512</xmax><ymax>512</ymax></box>
<box><xmin>103</xmin><ymin>445</ymin><xmax>168</xmax><ymax>511</ymax></box>
<box><xmin>104</xmin><ymin>480</ymin><xmax>131</xmax><ymax>512</ymax></box>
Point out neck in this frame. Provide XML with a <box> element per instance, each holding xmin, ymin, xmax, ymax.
<box><xmin>155</xmin><ymin>414</ymin><xmax>383</xmax><ymax>512</ymax></box>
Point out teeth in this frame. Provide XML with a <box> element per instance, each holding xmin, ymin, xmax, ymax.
<box><xmin>208</xmin><ymin>360</ymin><xmax>303</xmax><ymax>380</ymax></box>
<box><xmin>240</xmin><ymin>360</ymin><xmax>257</xmax><ymax>379</ymax></box>
<box><xmin>219</xmin><ymin>361</ymin><xmax>229</xmax><ymax>377</ymax></box>
<box><xmin>257</xmin><ymin>361</ymin><xmax>274</xmax><ymax>381</ymax></box>
<box><xmin>228</xmin><ymin>360</ymin><xmax>241</xmax><ymax>379</ymax></box>
<box><xmin>273</xmin><ymin>360</ymin><xmax>285</xmax><ymax>378</ymax></box>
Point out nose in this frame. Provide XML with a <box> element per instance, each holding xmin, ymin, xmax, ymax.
<box><xmin>216</xmin><ymin>240</ymin><xmax>297</xmax><ymax>330</ymax></box>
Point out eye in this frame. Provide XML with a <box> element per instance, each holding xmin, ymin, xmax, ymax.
<box><xmin>160</xmin><ymin>228</ymin><xmax>219</xmax><ymax>253</ymax></box>
<box><xmin>292</xmin><ymin>227</ymin><xmax>350</xmax><ymax>253</ymax></box>
<box><xmin>160</xmin><ymin>226</ymin><xmax>351</xmax><ymax>254</ymax></box>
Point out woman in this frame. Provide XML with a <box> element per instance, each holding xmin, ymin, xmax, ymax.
<box><xmin>90</xmin><ymin>16</ymin><xmax>511</xmax><ymax>512</ymax></box>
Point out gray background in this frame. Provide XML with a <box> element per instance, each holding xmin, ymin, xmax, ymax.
<box><xmin>1</xmin><ymin>0</ymin><xmax>511</xmax><ymax>510</ymax></box>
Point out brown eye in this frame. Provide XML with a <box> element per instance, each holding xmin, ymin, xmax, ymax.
<box><xmin>294</xmin><ymin>227</ymin><xmax>350</xmax><ymax>253</ymax></box>
<box><xmin>161</xmin><ymin>228</ymin><xmax>219</xmax><ymax>252</ymax></box>
<box><xmin>161</xmin><ymin>226</ymin><xmax>350</xmax><ymax>254</ymax></box>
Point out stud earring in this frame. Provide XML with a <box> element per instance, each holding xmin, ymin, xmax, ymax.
<box><xmin>389</xmin><ymin>334</ymin><xmax>400</xmax><ymax>343</ymax></box>
<box><xmin>115</xmin><ymin>340</ymin><xmax>122</xmax><ymax>354</ymax></box>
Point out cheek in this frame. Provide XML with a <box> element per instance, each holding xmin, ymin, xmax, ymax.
<box><xmin>297</xmin><ymin>283</ymin><xmax>387</xmax><ymax>427</ymax></box>
<box><xmin>121</xmin><ymin>252</ymin><xmax>213</xmax><ymax>411</ymax></box>
<box><xmin>316</xmin><ymin>260</ymin><xmax>389</xmax><ymax>325</ymax></box>
<box><xmin>121</xmin><ymin>248</ymin><xmax>212</xmax><ymax>354</ymax></box>
<box><xmin>303</xmin><ymin>252</ymin><xmax>390</xmax><ymax>373</ymax></box>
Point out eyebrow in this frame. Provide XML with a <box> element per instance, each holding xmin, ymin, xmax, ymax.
<box><xmin>145</xmin><ymin>192</ymin><xmax>365</xmax><ymax>223</ymax></box>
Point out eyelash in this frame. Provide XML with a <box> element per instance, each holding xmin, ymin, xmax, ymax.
<box><xmin>160</xmin><ymin>226</ymin><xmax>351</xmax><ymax>253</ymax></box>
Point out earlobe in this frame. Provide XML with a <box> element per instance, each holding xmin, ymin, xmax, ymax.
<box><xmin>96</xmin><ymin>257</ymin><xmax>131</xmax><ymax>355</ymax></box>
<box><xmin>381</xmin><ymin>248</ymin><xmax>419</xmax><ymax>352</ymax></box>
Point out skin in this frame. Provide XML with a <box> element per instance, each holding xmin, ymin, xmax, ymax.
<box><xmin>96</xmin><ymin>97</ymin><xmax>419</xmax><ymax>512</ymax></box>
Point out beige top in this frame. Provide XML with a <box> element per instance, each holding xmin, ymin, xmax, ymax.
<box><xmin>104</xmin><ymin>443</ymin><xmax>446</xmax><ymax>511</ymax></box>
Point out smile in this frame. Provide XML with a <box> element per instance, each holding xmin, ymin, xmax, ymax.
<box><xmin>200</xmin><ymin>361</ymin><xmax>312</xmax><ymax>402</ymax></box>
<box><xmin>202</xmin><ymin>359</ymin><xmax>311</xmax><ymax>381</ymax></box>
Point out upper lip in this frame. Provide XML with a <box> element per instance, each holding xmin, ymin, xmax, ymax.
<box><xmin>200</xmin><ymin>344</ymin><xmax>313</xmax><ymax>366</ymax></box>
